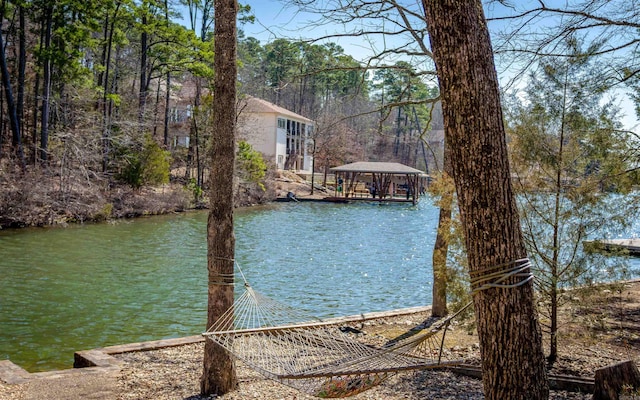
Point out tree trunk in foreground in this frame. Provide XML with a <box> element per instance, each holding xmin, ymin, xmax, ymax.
<box><xmin>423</xmin><ymin>1</ymin><xmax>549</xmax><ymax>399</ymax></box>
<box><xmin>200</xmin><ymin>0</ymin><xmax>238</xmax><ymax>395</ymax></box>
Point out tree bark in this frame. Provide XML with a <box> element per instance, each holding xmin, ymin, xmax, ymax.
<box><xmin>101</xmin><ymin>3</ymin><xmax>120</xmax><ymax>173</ymax></box>
<box><xmin>423</xmin><ymin>1</ymin><xmax>549</xmax><ymax>399</ymax></box>
<box><xmin>163</xmin><ymin>0</ymin><xmax>171</xmax><ymax>147</ymax></box>
<box><xmin>39</xmin><ymin>5</ymin><xmax>53</xmax><ymax>163</ymax></box>
<box><xmin>431</xmin><ymin>205</ymin><xmax>450</xmax><ymax>317</ymax></box>
<box><xmin>17</xmin><ymin>4</ymin><xmax>26</xmax><ymax>151</ymax></box>
<box><xmin>0</xmin><ymin>1</ymin><xmax>24</xmax><ymax>168</ymax></box>
<box><xmin>139</xmin><ymin>12</ymin><xmax>148</xmax><ymax>128</ymax></box>
<box><xmin>593</xmin><ymin>360</ymin><xmax>640</xmax><ymax>400</ymax></box>
<box><xmin>200</xmin><ymin>0</ymin><xmax>238</xmax><ymax>395</ymax></box>
<box><xmin>163</xmin><ymin>71</ymin><xmax>170</xmax><ymax>147</ymax></box>
<box><xmin>431</xmin><ymin>135</ymin><xmax>452</xmax><ymax>317</ymax></box>
<box><xmin>31</xmin><ymin>51</ymin><xmax>40</xmax><ymax>164</ymax></box>
<box><xmin>549</xmin><ymin>70</ymin><xmax>569</xmax><ymax>366</ymax></box>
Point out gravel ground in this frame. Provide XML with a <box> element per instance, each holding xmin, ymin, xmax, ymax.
<box><xmin>115</xmin><ymin>341</ymin><xmax>597</xmax><ymax>400</ymax></box>
<box><xmin>114</xmin><ymin>280</ymin><xmax>640</xmax><ymax>399</ymax></box>
<box><xmin>2</xmin><ymin>281</ymin><xmax>638</xmax><ymax>400</ymax></box>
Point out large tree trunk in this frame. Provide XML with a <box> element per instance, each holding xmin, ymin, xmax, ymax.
<box><xmin>200</xmin><ymin>0</ymin><xmax>238</xmax><ymax>395</ymax></box>
<box><xmin>423</xmin><ymin>1</ymin><xmax>549</xmax><ymax>399</ymax></box>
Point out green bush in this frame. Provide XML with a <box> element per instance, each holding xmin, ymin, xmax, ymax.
<box><xmin>94</xmin><ymin>203</ymin><xmax>114</xmax><ymax>221</ymax></box>
<box><xmin>237</xmin><ymin>140</ymin><xmax>266</xmax><ymax>190</ymax></box>
<box><xmin>117</xmin><ymin>135</ymin><xmax>171</xmax><ymax>189</ymax></box>
<box><xmin>118</xmin><ymin>153</ymin><xmax>144</xmax><ymax>188</ymax></box>
<box><xmin>187</xmin><ymin>177</ymin><xmax>204</xmax><ymax>204</ymax></box>
<box><xmin>141</xmin><ymin>137</ymin><xmax>171</xmax><ymax>186</ymax></box>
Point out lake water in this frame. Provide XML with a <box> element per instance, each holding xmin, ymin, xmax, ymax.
<box><xmin>0</xmin><ymin>201</ymin><xmax>441</xmax><ymax>372</ymax></box>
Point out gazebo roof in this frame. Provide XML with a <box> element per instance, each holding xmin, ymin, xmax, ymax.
<box><xmin>331</xmin><ymin>162</ymin><xmax>424</xmax><ymax>175</ymax></box>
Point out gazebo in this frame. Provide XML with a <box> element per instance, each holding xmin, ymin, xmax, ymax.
<box><xmin>330</xmin><ymin>162</ymin><xmax>428</xmax><ymax>205</ymax></box>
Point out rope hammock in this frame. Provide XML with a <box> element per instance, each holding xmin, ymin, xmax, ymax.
<box><xmin>202</xmin><ymin>273</ymin><xmax>470</xmax><ymax>398</ymax></box>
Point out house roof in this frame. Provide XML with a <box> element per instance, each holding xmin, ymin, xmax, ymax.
<box><xmin>239</xmin><ymin>96</ymin><xmax>313</xmax><ymax>123</ymax></box>
<box><xmin>331</xmin><ymin>162</ymin><xmax>425</xmax><ymax>175</ymax></box>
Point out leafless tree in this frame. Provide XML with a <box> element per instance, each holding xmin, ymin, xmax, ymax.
<box><xmin>487</xmin><ymin>0</ymin><xmax>640</xmax><ymax>92</ymax></box>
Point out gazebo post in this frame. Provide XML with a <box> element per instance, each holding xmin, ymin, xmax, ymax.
<box><xmin>412</xmin><ymin>176</ymin><xmax>417</xmax><ymax>205</ymax></box>
<box><xmin>328</xmin><ymin>162</ymin><xmax>426</xmax><ymax>203</ymax></box>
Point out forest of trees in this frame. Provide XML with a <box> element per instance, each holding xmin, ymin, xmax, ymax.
<box><xmin>0</xmin><ymin>0</ymin><xmax>444</xmax><ymax>228</ymax></box>
<box><xmin>0</xmin><ymin>0</ymin><xmax>637</xmax><ymax>398</ymax></box>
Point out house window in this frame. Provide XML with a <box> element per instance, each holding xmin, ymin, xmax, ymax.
<box><xmin>278</xmin><ymin>118</ymin><xmax>286</xmax><ymax>129</ymax></box>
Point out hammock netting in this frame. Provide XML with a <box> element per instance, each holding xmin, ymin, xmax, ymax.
<box><xmin>203</xmin><ymin>283</ymin><xmax>465</xmax><ymax>398</ymax></box>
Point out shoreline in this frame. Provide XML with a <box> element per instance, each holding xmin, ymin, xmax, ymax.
<box><xmin>2</xmin><ymin>280</ymin><xmax>639</xmax><ymax>377</ymax></box>
<box><xmin>2</xmin><ymin>280</ymin><xmax>640</xmax><ymax>399</ymax></box>
<box><xmin>1</xmin><ymin>305</ymin><xmax>434</xmax><ymax>380</ymax></box>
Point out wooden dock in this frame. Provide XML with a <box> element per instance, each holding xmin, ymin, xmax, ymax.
<box><xmin>323</xmin><ymin>196</ymin><xmax>417</xmax><ymax>204</ymax></box>
<box><xmin>585</xmin><ymin>239</ymin><xmax>640</xmax><ymax>256</ymax></box>
<box><xmin>275</xmin><ymin>196</ymin><xmax>417</xmax><ymax>204</ymax></box>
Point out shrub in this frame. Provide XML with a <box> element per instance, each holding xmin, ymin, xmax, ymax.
<box><xmin>236</xmin><ymin>140</ymin><xmax>266</xmax><ymax>191</ymax></box>
<box><xmin>117</xmin><ymin>135</ymin><xmax>171</xmax><ymax>188</ymax></box>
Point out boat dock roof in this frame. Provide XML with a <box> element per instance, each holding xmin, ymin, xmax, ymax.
<box><xmin>585</xmin><ymin>239</ymin><xmax>640</xmax><ymax>256</ymax></box>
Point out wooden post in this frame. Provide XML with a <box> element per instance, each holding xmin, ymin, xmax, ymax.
<box><xmin>593</xmin><ymin>360</ymin><xmax>640</xmax><ymax>400</ymax></box>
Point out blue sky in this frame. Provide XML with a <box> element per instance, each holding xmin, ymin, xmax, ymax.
<box><xmin>240</xmin><ymin>1</ymin><xmax>396</xmax><ymax>62</ymax></box>
<box><xmin>238</xmin><ymin>0</ymin><xmax>638</xmax><ymax>130</ymax></box>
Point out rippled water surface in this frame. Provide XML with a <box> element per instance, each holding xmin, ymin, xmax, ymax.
<box><xmin>0</xmin><ymin>201</ymin><xmax>440</xmax><ymax>371</ymax></box>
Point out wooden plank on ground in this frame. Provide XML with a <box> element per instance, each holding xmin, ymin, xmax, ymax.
<box><xmin>445</xmin><ymin>364</ymin><xmax>595</xmax><ymax>394</ymax></box>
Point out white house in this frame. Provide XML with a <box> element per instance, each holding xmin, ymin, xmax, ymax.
<box><xmin>237</xmin><ymin>96</ymin><xmax>314</xmax><ymax>172</ymax></box>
